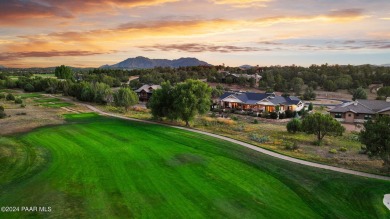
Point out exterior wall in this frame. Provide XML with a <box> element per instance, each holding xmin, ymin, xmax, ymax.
<box><xmin>344</xmin><ymin>112</ymin><xmax>355</xmax><ymax>123</ymax></box>
<box><xmin>380</xmin><ymin>110</ymin><xmax>390</xmax><ymax>115</ymax></box>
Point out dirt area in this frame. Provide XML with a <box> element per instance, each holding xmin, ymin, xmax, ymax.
<box><xmin>308</xmin><ymin>99</ymin><xmax>343</xmax><ymax>105</ymax></box>
<box><xmin>0</xmin><ymin>91</ymin><xmax>92</xmax><ymax>135</ymax></box>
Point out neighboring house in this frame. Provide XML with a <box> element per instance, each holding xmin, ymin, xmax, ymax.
<box><xmin>218</xmin><ymin>92</ymin><xmax>304</xmax><ymax>112</ymax></box>
<box><xmin>329</xmin><ymin>98</ymin><xmax>390</xmax><ymax>123</ymax></box>
<box><xmin>135</xmin><ymin>84</ymin><xmax>161</xmax><ymax>101</ymax></box>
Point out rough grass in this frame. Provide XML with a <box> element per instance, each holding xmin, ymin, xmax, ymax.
<box><xmin>193</xmin><ymin>115</ymin><xmax>385</xmax><ymax>175</ymax></box>
<box><xmin>0</xmin><ymin>113</ymin><xmax>389</xmax><ymax>218</ymax></box>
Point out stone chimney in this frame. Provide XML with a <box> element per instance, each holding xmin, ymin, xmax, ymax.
<box><xmin>354</xmin><ymin>100</ymin><xmax>358</xmax><ymax>106</ymax></box>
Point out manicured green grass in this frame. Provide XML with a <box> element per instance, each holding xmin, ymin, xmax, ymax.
<box><xmin>33</xmin><ymin>74</ymin><xmax>56</xmax><ymax>78</ymax></box>
<box><xmin>33</xmin><ymin>98</ymin><xmax>61</xmax><ymax>103</ymax></box>
<box><xmin>15</xmin><ymin>93</ymin><xmax>43</xmax><ymax>99</ymax></box>
<box><xmin>39</xmin><ymin>102</ymin><xmax>74</xmax><ymax>108</ymax></box>
<box><xmin>0</xmin><ymin>113</ymin><xmax>389</xmax><ymax>218</ymax></box>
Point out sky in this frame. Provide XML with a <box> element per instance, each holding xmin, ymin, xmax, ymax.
<box><xmin>0</xmin><ymin>0</ymin><xmax>389</xmax><ymax>68</ymax></box>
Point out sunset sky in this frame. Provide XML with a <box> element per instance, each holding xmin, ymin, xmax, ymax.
<box><xmin>0</xmin><ymin>0</ymin><xmax>389</xmax><ymax>68</ymax></box>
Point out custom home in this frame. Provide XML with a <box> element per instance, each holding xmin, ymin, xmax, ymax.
<box><xmin>135</xmin><ymin>84</ymin><xmax>161</xmax><ymax>101</ymax></box>
<box><xmin>329</xmin><ymin>98</ymin><xmax>390</xmax><ymax>123</ymax></box>
<box><xmin>218</xmin><ymin>92</ymin><xmax>304</xmax><ymax>112</ymax></box>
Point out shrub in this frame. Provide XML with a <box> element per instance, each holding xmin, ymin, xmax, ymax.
<box><xmin>0</xmin><ymin>93</ymin><xmax>5</xmax><ymax>99</ymax></box>
<box><xmin>24</xmin><ymin>83</ymin><xmax>35</xmax><ymax>92</ymax></box>
<box><xmin>6</xmin><ymin>93</ymin><xmax>15</xmax><ymax>101</ymax></box>
<box><xmin>329</xmin><ymin>149</ymin><xmax>338</xmax><ymax>154</ymax></box>
<box><xmin>339</xmin><ymin>147</ymin><xmax>347</xmax><ymax>152</ymax></box>
<box><xmin>270</xmin><ymin>112</ymin><xmax>278</xmax><ymax>119</ymax></box>
<box><xmin>308</xmin><ymin>103</ymin><xmax>313</xmax><ymax>111</ymax></box>
<box><xmin>0</xmin><ymin>105</ymin><xmax>6</xmax><ymax>119</ymax></box>
<box><xmin>285</xmin><ymin>110</ymin><xmax>294</xmax><ymax>118</ymax></box>
<box><xmin>249</xmin><ymin>134</ymin><xmax>270</xmax><ymax>143</ymax></box>
<box><xmin>231</xmin><ymin>116</ymin><xmax>238</xmax><ymax>121</ymax></box>
<box><xmin>15</xmin><ymin>98</ymin><xmax>23</xmax><ymax>104</ymax></box>
<box><xmin>285</xmin><ymin>141</ymin><xmax>300</xmax><ymax>150</ymax></box>
<box><xmin>21</xmin><ymin>103</ymin><xmax>26</xmax><ymax>108</ymax></box>
<box><xmin>262</xmin><ymin>111</ymin><xmax>270</xmax><ymax>119</ymax></box>
<box><xmin>233</xmin><ymin>124</ymin><xmax>245</xmax><ymax>131</ymax></box>
<box><xmin>279</xmin><ymin>112</ymin><xmax>286</xmax><ymax>119</ymax></box>
<box><xmin>253</xmin><ymin>119</ymin><xmax>258</xmax><ymax>124</ymax></box>
<box><xmin>286</xmin><ymin>118</ymin><xmax>301</xmax><ymax>133</ymax></box>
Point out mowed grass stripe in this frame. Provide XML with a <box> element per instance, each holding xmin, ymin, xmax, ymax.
<box><xmin>0</xmin><ymin>113</ymin><xmax>389</xmax><ymax>218</ymax></box>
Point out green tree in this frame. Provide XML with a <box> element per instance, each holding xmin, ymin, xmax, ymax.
<box><xmin>323</xmin><ymin>80</ymin><xmax>337</xmax><ymax>91</ymax></box>
<box><xmin>148</xmin><ymin>81</ymin><xmax>177</xmax><ymax>120</ymax></box>
<box><xmin>55</xmin><ymin>65</ymin><xmax>73</xmax><ymax>79</ymax></box>
<box><xmin>286</xmin><ymin>118</ymin><xmax>301</xmax><ymax>133</ymax></box>
<box><xmin>301</xmin><ymin>113</ymin><xmax>345</xmax><ymax>144</ymax></box>
<box><xmin>303</xmin><ymin>87</ymin><xmax>316</xmax><ymax>100</ymax></box>
<box><xmin>0</xmin><ymin>105</ymin><xmax>6</xmax><ymax>119</ymax></box>
<box><xmin>24</xmin><ymin>83</ymin><xmax>35</xmax><ymax>92</ymax></box>
<box><xmin>352</xmin><ymin>87</ymin><xmax>367</xmax><ymax>101</ymax></box>
<box><xmin>377</xmin><ymin>86</ymin><xmax>390</xmax><ymax>98</ymax></box>
<box><xmin>113</xmin><ymin>87</ymin><xmax>138</xmax><ymax>111</ymax></box>
<box><xmin>360</xmin><ymin>116</ymin><xmax>390</xmax><ymax>171</ymax></box>
<box><xmin>173</xmin><ymin>79</ymin><xmax>212</xmax><ymax>126</ymax></box>
<box><xmin>290</xmin><ymin>77</ymin><xmax>304</xmax><ymax>95</ymax></box>
<box><xmin>6</xmin><ymin>93</ymin><xmax>15</xmax><ymax>101</ymax></box>
<box><xmin>308</xmin><ymin>102</ymin><xmax>313</xmax><ymax>111</ymax></box>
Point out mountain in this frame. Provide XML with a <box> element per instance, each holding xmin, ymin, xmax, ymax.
<box><xmin>381</xmin><ymin>64</ymin><xmax>390</xmax><ymax>67</ymax></box>
<box><xmin>100</xmin><ymin>56</ymin><xmax>211</xmax><ymax>69</ymax></box>
<box><xmin>0</xmin><ymin>65</ymin><xmax>5</xmax><ymax>69</ymax></box>
<box><xmin>239</xmin><ymin>65</ymin><xmax>254</xmax><ymax>69</ymax></box>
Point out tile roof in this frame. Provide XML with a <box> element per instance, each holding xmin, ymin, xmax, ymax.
<box><xmin>219</xmin><ymin>92</ymin><xmax>301</xmax><ymax>105</ymax></box>
<box><xmin>135</xmin><ymin>84</ymin><xmax>161</xmax><ymax>93</ymax></box>
<box><xmin>329</xmin><ymin>99</ymin><xmax>390</xmax><ymax>114</ymax></box>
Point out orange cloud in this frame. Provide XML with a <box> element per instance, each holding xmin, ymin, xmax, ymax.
<box><xmin>212</xmin><ymin>0</ymin><xmax>270</xmax><ymax>7</ymax></box>
<box><xmin>0</xmin><ymin>0</ymin><xmax>178</xmax><ymax>26</ymax></box>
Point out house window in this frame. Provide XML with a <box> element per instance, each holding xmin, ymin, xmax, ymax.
<box><xmin>364</xmin><ymin>115</ymin><xmax>372</xmax><ymax>120</ymax></box>
<box><xmin>335</xmin><ymin>113</ymin><xmax>342</xmax><ymax>118</ymax></box>
<box><xmin>348</xmin><ymin>114</ymin><xmax>352</xmax><ymax>117</ymax></box>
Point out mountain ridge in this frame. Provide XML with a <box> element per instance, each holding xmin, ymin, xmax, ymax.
<box><xmin>100</xmin><ymin>56</ymin><xmax>211</xmax><ymax>69</ymax></box>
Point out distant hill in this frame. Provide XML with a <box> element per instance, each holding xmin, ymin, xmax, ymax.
<box><xmin>0</xmin><ymin>65</ymin><xmax>5</xmax><ymax>69</ymax></box>
<box><xmin>100</xmin><ymin>56</ymin><xmax>211</xmax><ymax>69</ymax></box>
<box><xmin>381</xmin><ymin>64</ymin><xmax>390</xmax><ymax>67</ymax></box>
<box><xmin>239</xmin><ymin>65</ymin><xmax>254</xmax><ymax>69</ymax></box>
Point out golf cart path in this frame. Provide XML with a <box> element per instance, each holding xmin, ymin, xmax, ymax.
<box><xmin>82</xmin><ymin>103</ymin><xmax>390</xmax><ymax>181</ymax></box>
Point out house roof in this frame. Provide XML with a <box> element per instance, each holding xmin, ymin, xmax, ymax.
<box><xmin>329</xmin><ymin>99</ymin><xmax>390</xmax><ymax>114</ymax></box>
<box><xmin>219</xmin><ymin>92</ymin><xmax>301</xmax><ymax>106</ymax></box>
<box><xmin>135</xmin><ymin>84</ymin><xmax>161</xmax><ymax>93</ymax></box>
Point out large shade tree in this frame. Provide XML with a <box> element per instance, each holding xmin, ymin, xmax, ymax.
<box><xmin>301</xmin><ymin>113</ymin><xmax>345</xmax><ymax>144</ymax></box>
<box><xmin>360</xmin><ymin>116</ymin><xmax>390</xmax><ymax>172</ymax></box>
<box><xmin>173</xmin><ymin>79</ymin><xmax>212</xmax><ymax>126</ymax></box>
<box><xmin>113</xmin><ymin>87</ymin><xmax>138</xmax><ymax>111</ymax></box>
<box><xmin>148</xmin><ymin>81</ymin><xmax>177</xmax><ymax>120</ymax></box>
<box><xmin>55</xmin><ymin>65</ymin><xmax>74</xmax><ymax>79</ymax></box>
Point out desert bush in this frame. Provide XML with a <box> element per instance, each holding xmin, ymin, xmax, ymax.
<box><xmin>6</xmin><ymin>93</ymin><xmax>15</xmax><ymax>101</ymax></box>
<box><xmin>21</xmin><ymin>103</ymin><xmax>26</xmax><ymax>108</ymax></box>
<box><xmin>24</xmin><ymin>83</ymin><xmax>35</xmax><ymax>92</ymax></box>
<box><xmin>270</xmin><ymin>112</ymin><xmax>278</xmax><ymax>119</ymax></box>
<box><xmin>329</xmin><ymin>149</ymin><xmax>338</xmax><ymax>154</ymax></box>
<box><xmin>14</xmin><ymin>97</ymin><xmax>23</xmax><ymax>104</ymax></box>
<box><xmin>253</xmin><ymin>119</ymin><xmax>258</xmax><ymax>124</ymax></box>
<box><xmin>285</xmin><ymin>110</ymin><xmax>294</xmax><ymax>118</ymax></box>
<box><xmin>0</xmin><ymin>93</ymin><xmax>5</xmax><ymax>99</ymax></box>
<box><xmin>249</xmin><ymin>133</ymin><xmax>270</xmax><ymax>143</ymax></box>
<box><xmin>233</xmin><ymin>124</ymin><xmax>245</xmax><ymax>131</ymax></box>
<box><xmin>339</xmin><ymin>147</ymin><xmax>347</xmax><ymax>152</ymax></box>
<box><xmin>286</xmin><ymin>118</ymin><xmax>301</xmax><ymax>133</ymax></box>
<box><xmin>285</xmin><ymin>141</ymin><xmax>300</xmax><ymax>150</ymax></box>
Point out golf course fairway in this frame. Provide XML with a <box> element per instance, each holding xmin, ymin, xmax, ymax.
<box><xmin>0</xmin><ymin>113</ymin><xmax>389</xmax><ymax>218</ymax></box>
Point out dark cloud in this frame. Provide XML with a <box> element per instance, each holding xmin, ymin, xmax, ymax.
<box><xmin>140</xmin><ymin>43</ymin><xmax>266</xmax><ymax>53</ymax></box>
<box><xmin>0</xmin><ymin>50</ymin><xmax>112</xmax><ymax>61</ymax></box>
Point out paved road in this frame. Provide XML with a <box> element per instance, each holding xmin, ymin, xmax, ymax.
<box><xmin>82</xmin><ymin>104</ymin><xmax>390</xmax><ymax>181</ymax></box>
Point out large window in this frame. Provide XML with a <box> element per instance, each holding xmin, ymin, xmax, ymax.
<box><xmin>335</xmin><ymin>113</ymin><xmax>342</xmax><ymax>118</ymax></box>
<box><xmin>364</xmin><ymin>114</ymin><xmax>372</xmax><ymax>120</ymax></box>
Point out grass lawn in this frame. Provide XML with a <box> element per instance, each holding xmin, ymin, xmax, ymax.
<box><xmin>0</xmin><ymin>113</ymin><xmax>389</xmax><ymax>218</ymax></box>
<box><xmin>15</xmin><ymin>93</ymin><xmax>43</xmax><ymax>99</ymax></box>
<box><xmin>33</xmin><ymin>74</ymin><xmax>57</xmax><ymax>78</ymax></box>
<box><xmin>32</xmin><ymin>97</ymin><xmax>74</xmax><ymax>108</ymax></box>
